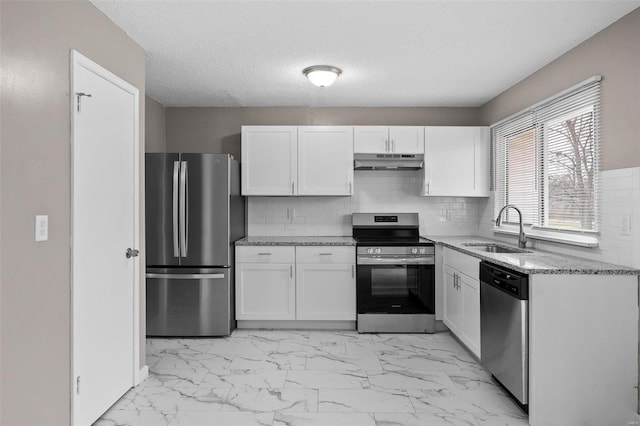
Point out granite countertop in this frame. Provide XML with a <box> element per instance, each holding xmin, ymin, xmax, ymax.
<box><xmin>235</xmin><ymin>236</ymin><xmax>357</xmax><ymax>246</ymax></box>
<box><xmin>425</xmin><ymin>235</ymin><xmax>640</xmax><ymax>275</ymax></box>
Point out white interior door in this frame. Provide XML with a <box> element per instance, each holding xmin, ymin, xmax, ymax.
<box><xmin>71</xmin><ymin>51</ymin><xmax>140</xmax><ymax>426</ymax></box>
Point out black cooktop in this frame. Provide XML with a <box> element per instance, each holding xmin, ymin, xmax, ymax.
<box><xmin>354</xmin><ymin>236</ymin><xmax>434</xmax><ymax>247</ymax></box>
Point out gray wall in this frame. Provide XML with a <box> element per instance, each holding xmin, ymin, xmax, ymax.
<box><xmin>0</xmin><ymin>2</ymin><xmax>145</xmax><ymax>425</ymax></box>
<box><xmin>481</xmin><ymin>7</ymin><xmax>640</xmax><ymax>171</ymax></box>
<box><xmin>146</xmin><ymin>95</ymin><xmax>167</xmax><ymax>152</ymax></box>
<box><xmin>166</xmin><ymin>107</ymin><xmax>482</xmax><ymax>159</ymax></box>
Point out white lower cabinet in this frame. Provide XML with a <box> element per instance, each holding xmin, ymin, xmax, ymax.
<box><xmin>442</xmin><ymin>247</ymin><xmax>481</xmax><ymax>358</ymax></box>
<box><xmin>296</xmin><ymin>262</ymin><xmax>355</xmax><ymax>320</ymax></box>
<box><xmin>235</xmin><ymin>245</ymin><xmax>355</xmax><ymax>322</ymax></box>
<box><xmin>235</xmin><ymin>246</ymin><xmax>295</xmax><ymax>320</ymax></box>
<box><xmin>443</xmin><ymin>264</ymin><xmax>461</xmax><ymax>335</ymax></box>
<box><xmin>459</xmin><ymin>273</ymin><xmax>480</xmax><ymax>357</ymax></box>
<box><xmin>235</xmin><ymin>262</ymin><xmax>295</xmax><ymax>320</ymax></box>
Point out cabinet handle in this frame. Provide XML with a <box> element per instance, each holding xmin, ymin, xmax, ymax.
<box><xmin>291</xmin><ymin>181</ymin><xmax>295</xmax><ymax>195</ymax></box>
<box><xmin>290</xmin><ymin>264</ymin><xmax>293</xmax><ymax>278</ymax></box>
<box><xmin>258</xmin><ymin>252</ymin><xmax>272</xmax><ymax>256</ymax></box>
<box><xmin>319</xmin><ymin>253</ymin><xmax>333</xmax><ymax>256</ymax></box>
<box><xmin>425</xmin><ymin>182</ymin><xmax>430</xmax><ymax>195</ymax></box>
<box><xmin>349</xmin><ymin>182</ymin><xmax>352</xmax><ymax>195</ymax></box>
<box><xmin>352</xmin><ymin>265</ymin><xmax>355</xmax><ymax>278</ymax></box>
<box><xmin>385</xmin><ymin>139</ymin><xmax>389</xmax><ymax>152</ymax></box>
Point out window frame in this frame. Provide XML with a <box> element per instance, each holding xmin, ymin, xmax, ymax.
<box><xmin>491</xmin><ymin>77</ymin><xmax>601</xmax><ymax>247</ymax></box>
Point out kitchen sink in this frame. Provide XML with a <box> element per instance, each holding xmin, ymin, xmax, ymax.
<box><xmin>462</xmin><ymin>243</ymin><xmax>532</xmax><ymax>254</ymax></box>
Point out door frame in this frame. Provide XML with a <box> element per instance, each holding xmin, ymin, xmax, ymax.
<box><xmin>69</xmin><ymin>49</ymin><xmax>142</xmax><ymax>425</ymax></box>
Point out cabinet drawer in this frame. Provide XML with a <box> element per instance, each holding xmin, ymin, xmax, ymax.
<box><xmin>236</xmin><ymin>246</ymin><xmax>295</xmax><ymax>263</ymax></box>
<box><xmin>296</xmin><ymin>246</ymin><xmax>355</xmax><ymax>264</ymax></box>
<box><xmin>443</xmin><ymin>247</ymin><xmax>480</xmax><ymax>279</ymax></box>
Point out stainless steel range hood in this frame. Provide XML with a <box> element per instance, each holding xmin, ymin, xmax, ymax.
<box><xmin>354</xmin><ymin>153</ymin><xmax>424</xmax><ymax>170</ymax></box>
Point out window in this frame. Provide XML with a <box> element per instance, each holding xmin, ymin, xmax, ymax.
<box><xmin>492</xmin><ymin>77</ymin><xmax>600</xmax><ymax>240</ymax></box>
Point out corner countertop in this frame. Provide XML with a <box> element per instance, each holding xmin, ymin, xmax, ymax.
<box><xmin>425</xmin><ymin>235</ymin><xmax>640</xmax><ymax>275</ymax></box>
<box><xmin>235</xmin><ymin>236</ymin><xmax>357</xmax><ymax>246</ymax></box>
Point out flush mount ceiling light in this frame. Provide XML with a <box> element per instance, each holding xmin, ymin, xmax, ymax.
<box><xmin>302</xmin><ymin>65</ymin><xmax>342</xmax><ymax>88</ymax></box>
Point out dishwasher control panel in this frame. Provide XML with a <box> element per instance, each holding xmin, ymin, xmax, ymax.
<box><xmin>480</xmin><ymin>262</ymin><xmax>528</xmax><ymax>300</ymax></box>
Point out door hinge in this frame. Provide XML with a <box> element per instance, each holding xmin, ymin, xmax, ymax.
<box><xmin>75</xmin><ymin>92</ymin><xmax>92</xmax><ymax>112</ymax></box>
<box><xmin>76</xmin><ymin>376</ymin><xmax>81</xmax><ymax>394</ymax></box>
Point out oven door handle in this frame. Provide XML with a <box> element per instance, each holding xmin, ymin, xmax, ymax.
<box><xmin>357</xmin><ymin>256</ymin><xmax>434</xmax><ymax>265</ymax></box>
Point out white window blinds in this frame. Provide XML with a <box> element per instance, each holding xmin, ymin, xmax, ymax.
<box><xmin>492</xmin><ymin>77</ymin><xmax>601</xmax><ymax>234</ymax></box>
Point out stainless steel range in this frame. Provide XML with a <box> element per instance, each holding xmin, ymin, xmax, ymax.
<box><xmin>352</xmin><ymin>213</ymin><xmax>435</xmax><ymax>333</ymax></box>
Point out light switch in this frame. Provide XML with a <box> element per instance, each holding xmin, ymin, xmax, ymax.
<box><xmin>35</xmin><ymin>215</ymin><xmax>48</xmax><ymax>242</ymax></box>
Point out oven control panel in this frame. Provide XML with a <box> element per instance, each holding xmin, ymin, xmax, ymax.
<box><xmin>374</xmin><ymin>215</ymin><xmax>398</xmax><ymax>223</ymax></box>
<box><xmin>357</xmin><ymin>246</ymin><xmax>435</xmax><ymax>256</ymax></box>
<box><xmin>363</xmin><ymin>247</ymin><xmax>430</xmax><ymax>255</ymax></box>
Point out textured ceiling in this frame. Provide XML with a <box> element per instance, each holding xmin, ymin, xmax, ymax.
<box><xmin>90</xmin><ymin>1</ymin><xmax>639</xmax><ymax>107</ymax></box>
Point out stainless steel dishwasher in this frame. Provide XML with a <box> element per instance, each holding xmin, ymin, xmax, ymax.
<box><xmin>480</xmin><ymin>261</ymin><xmax>529</xmax><ymax>407</ymax></box>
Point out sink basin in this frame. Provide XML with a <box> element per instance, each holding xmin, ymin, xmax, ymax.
<box><xmin>462</xmin><ymin>243</ymin><xmax>532</xmax><ymax>254</ymax></box>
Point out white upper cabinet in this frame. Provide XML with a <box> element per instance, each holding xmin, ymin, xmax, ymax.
<box><xmin>241</xmin><ymin>126</ymin><xmax>297</xmax><ymax>196</ymax></box>
<box><xmin>389</xmin><ymin>126</ymin><xmax>425</xmax><ymax>154</ymax></box>
<box><xmin>354</xmin><ymin>126</ymin><xmax>424</xmax><ymax>154</ymax></box>
<box><xmin>353</xmin><ymin>126</ymin><xmax>388</xmax><ymax>153</ymax></box>
<box><xmin>297</xmin><ymin>126</ymin><xmax>354</xmax><ymax>196</ymax></box>
<box><xmin>242</xmin><ymin>125</ymin><xmax>353</xmax><ymax>196</ymax></box>
<box><xmin>423</xmin><ymin>126</ymin><xmax>489</xmax><ymax>197</ymax></box>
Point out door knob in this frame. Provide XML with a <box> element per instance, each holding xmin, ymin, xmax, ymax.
<box><xmin>126</xmin><ymin>248</ymin><xmax>139</xmax><ymax>258</ymax></box>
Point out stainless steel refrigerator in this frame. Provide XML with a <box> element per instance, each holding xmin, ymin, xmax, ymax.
<box><xmin>145</xmin><ymin>153</ymin><xmax>245</xmax><ymax>336</ymax></box>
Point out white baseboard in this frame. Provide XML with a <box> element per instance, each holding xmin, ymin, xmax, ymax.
<box><xmin>237</xmin><ymin>320</ymin><xmax>356</xmax><ymax>330</ymax></box>
<box><xmin>435</xmin><ymin>320</ymin><xmax>448</xmax><ymax>332</ymax></box>
<box><xmin>135</xmin><ymin>365</ymin><xmax>149</xmax><ymax>385</ymax></box>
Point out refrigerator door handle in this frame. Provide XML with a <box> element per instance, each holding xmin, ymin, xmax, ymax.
<box><xmin>172</xmin><ymin>161</ymin><xmax>180</xmax><ymax>257</ymax></box>
<box><xmin>179</xmin><ymin>160</ymin><xmax>188</xmax><ymax>257</ymax></box>
<box><xmin>146</xmin><ymin>273</ymin><xmax>225</xmax><ymax>280</ymax></box>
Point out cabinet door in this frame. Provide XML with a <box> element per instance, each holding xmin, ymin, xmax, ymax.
<box><xmin>241</xmin><ymin>126</ymin><xmax>297</xmax><ymax>196</ymax></box>
<box><xmin>460</xmin><ymin>274</ymin><xmax>481</xmax><ymax>358</ymax></box>
<box><xmin>297</xmin><ymin>126</ymin><xmax>353</xmax><ymax>196</ymax></box>
<box><xmin>235</xmin><ymin>262</ymin><xmax>295</xmax><ymax>320</ymax></box>
<box><xmin>423</xmin><ymin>127</ymin><xmax>489</xmax><ymax>197</ymax></box>
<box><xmin>442</xmin><ymin>265</ymin><xmax>461</xmax><ymax>335</ymax></box>
<box><xmin>296</xmin><ymin>263</ymin><xmax>356</xmax><ymax>320</ymax></box>
<box><xmin>389</xmin><ymin>126</ymin><xmax>424</xmax><ymax>154</ymax></box>
<box><xmin>354</xmin><ymin>126</ymin><xmax>389</xmax><ymax>153</ymax></box>
<box><xmin>473</xmin><ymin>127</ymin><xmax>490</xmax><ymax>197</ymax></box>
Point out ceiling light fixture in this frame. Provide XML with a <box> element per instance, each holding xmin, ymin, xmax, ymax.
<box><xmin>302</xmin><ymin>65</ymin><xmax>342</xmax><ymax>88</ymax></box>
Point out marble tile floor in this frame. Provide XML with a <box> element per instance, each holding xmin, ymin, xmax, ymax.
<box><xmin>95</xmin><ymin>330</ymin><xmax>528</xmax><ymax>426</ymax></box>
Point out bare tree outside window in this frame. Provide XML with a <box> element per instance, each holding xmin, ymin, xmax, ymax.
<box><xmin>545</xmin><ymin>109</ymin><xmax>596</xmax><ymax>231</ymax></box>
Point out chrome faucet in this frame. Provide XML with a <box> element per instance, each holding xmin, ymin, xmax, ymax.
<box><xmin>495</xmin><ymin>204</ymin><xmax>527</xmax><ymax>249</ymax></box>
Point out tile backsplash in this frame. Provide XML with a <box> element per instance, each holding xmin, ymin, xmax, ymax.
<box><xmin>248</xmin><ymin>167</ymin><xmax>640</xmax><ymax>268</ymax></box>
<box><xmin>248</xmin><ymin>170</ymin><xmax>481</xmax><ymax>237</ymax></box>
